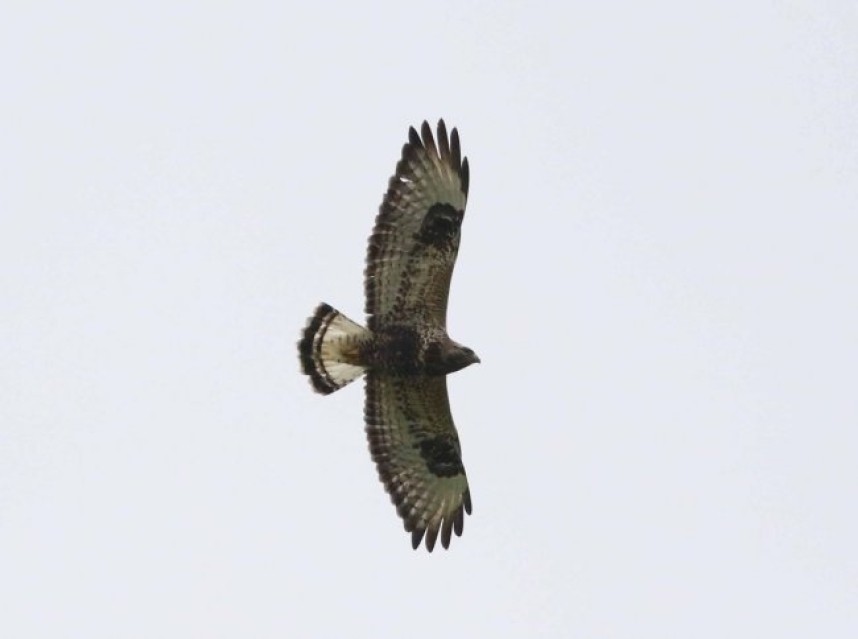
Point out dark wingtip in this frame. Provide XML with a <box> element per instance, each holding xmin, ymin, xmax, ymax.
<box><xmin>434</xmin><ymin>120</ymin><xmax>468</xmax><ymax>194</ymax></box>
<box><xmin>421</xmin><ymin>120</ymin><xmax>437</xmax><ymax>156</ymax></box>
<box><xmin>437</xmin><ymin>120</ymin><xmax>450</xmax><ymax>161</ymax></box>
<box><xmin>453</xmin><ymin>505</ymin><xmax>464</xmax><ymax>537</ymax></box>
<box><xmin>441</xmin><ymin>513</ymin><xmax>455</xmax><ymax>549</ymax></box>
<box><xmin>437</xmin><ymin>118</ymin><xmax>448</xmax><ymax>138</ymax></box>
<box><xmin>425</xmin><ymin>524</ymin><xmax>439</xmax><ymax>552</ymax></box>
<box><xmin>411</xmin><ymin>528</ymin><xmax>426</xmax><ymax>550</ymax></box>
<box><xmin>408</xmin><ymin>125</ymin><xmax>422</xmax><ymax>148</ymax></box>
<box><xmin>450</xmin><ymin>127</ymin><xmax>462</xmax><ymax>170</ymax></box>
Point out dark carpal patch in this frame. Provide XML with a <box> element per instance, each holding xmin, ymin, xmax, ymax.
<box><xmin>416</xmin><ymin>435</ymin><xmax>464</xmax><ymax>477</ymax></box>
<box><xmin>417</xmin><ymin>203</ymin><xmax>463</xmax><ymax>249</ymax></box>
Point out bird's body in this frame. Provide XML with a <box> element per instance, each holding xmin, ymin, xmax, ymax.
<box><xmin>362</xmin><ymin>325</ymin><xmax>477</xmax><ymax>376</ymax></box>
<box><xmin>299</xmin><ymin>120</ymin><xmax>478</xmax><ymax>551</ymax></box>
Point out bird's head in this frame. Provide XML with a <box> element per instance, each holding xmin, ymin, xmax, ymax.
<box><xmin>444</xmin><ymin>341</ymin><xmax>480</xmax><ymax>374</ymax></box>
<box><xmin>423</xmin><ymin>337</ymin><xmax>480</xmax><ymax>375</ymax></box>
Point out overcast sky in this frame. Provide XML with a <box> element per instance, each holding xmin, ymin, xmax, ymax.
<box><xmin>2</xmin><ymin>1</ymin><xmax>857</xmax><ymax>637</ymax></box>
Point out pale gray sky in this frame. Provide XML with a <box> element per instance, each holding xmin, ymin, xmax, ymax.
<box><xmin>2</xmin><ymin>1</ymin><xmax>857</xmax><ymax>637</ymax></box>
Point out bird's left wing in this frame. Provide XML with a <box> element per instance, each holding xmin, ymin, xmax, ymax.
<box><xmin>364</xmin><ymin>372</ymin><xmax>472</xmax><ymax>551</ymax></box>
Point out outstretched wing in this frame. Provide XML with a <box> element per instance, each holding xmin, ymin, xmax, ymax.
<box><xmin>364</xmin><ymin>372</ymin><xmax>472</xmax><ymax>551</ymax></box>
<box><xmin>365</xmin><ymin>120</ymin><xmax>470</xmax><ymax>330</ymax></box>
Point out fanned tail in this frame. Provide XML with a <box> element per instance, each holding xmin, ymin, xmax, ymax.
<box><xmin>299</xmin><ymin>303</ymin><xmax>369</xmax><ymax>394</ymax></box>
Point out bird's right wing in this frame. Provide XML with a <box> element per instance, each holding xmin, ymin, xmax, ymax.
<box><xmin>364</xmin><ymin>120</ymin><xmax>469</xmax><ymax>330</ymax></box>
